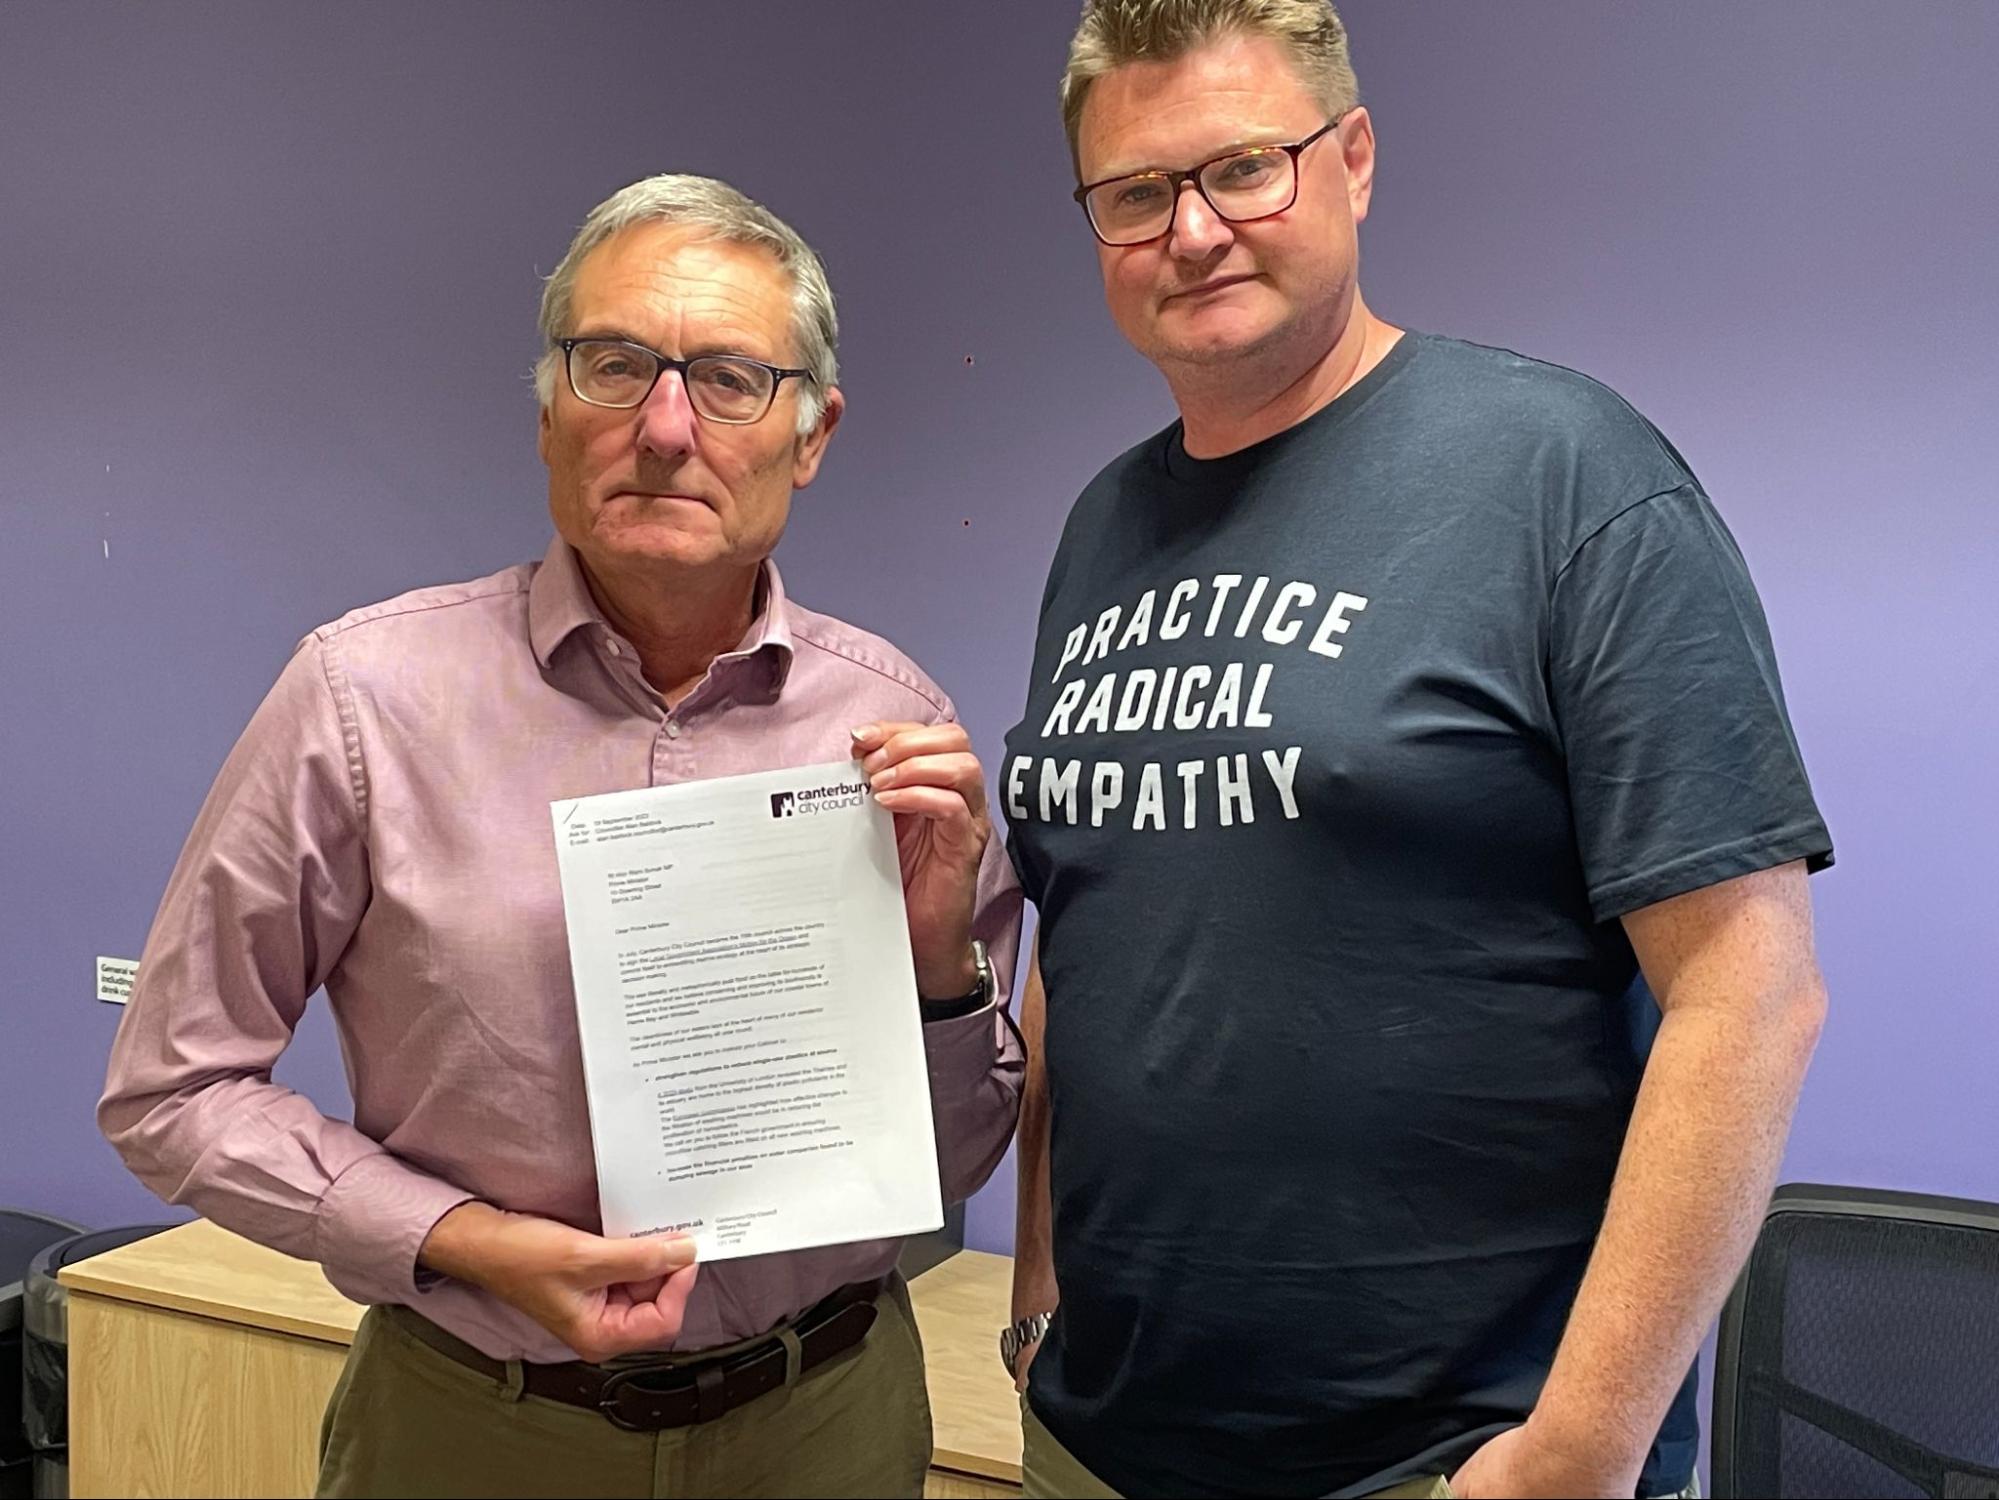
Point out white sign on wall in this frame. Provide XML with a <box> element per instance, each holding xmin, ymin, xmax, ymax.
<box><xmin>96</xmin><ymin>956</ymin><xmax>140</xmax><ymax>1005</ymax></box>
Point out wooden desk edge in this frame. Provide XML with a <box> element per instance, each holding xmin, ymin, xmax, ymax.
<box><xmin>933</xmin><ymin>1450</ymin><xmax>1026</xmax><ymax>1486</ymax></box>
<box><xmin>57</xmin><ymin>1271</ymin><xmax>361</xmax><ymax>1347</ymax></box>
<box><xmin>58</xmin><ymin>1222</ymin><xmax>1021</xmax><ymax>1484</ymax></box>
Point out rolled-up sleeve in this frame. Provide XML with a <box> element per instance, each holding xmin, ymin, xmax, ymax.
<box><xmin>98</xmin><ymin>635</ymin><xmax>471</xmax><ymax>1304</ymax></box>
<box><xmin>921</xmin><ymin>832</ymin><xmax>1026</xmax><ymax>1204</ymax></box>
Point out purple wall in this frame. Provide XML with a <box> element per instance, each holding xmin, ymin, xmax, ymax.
<box><xmin>4</xmin><ymin>0</ymin><xmax>1994</xmax><ymax>1445</ymax></box>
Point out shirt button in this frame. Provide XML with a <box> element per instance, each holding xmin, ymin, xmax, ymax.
<box><xmin>604</xmin><ymin>638</ymin><xmax>622</xmax><ymax>657</ymax></box>
<box><xmin>664</xmin><ymin>720</ymin><xmax>682</xmax><ymax>740</ymax></box>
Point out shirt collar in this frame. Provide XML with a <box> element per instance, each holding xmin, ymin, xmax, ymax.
<box><xmin>528</xmin><ymin>537</ymin><xmax>794</xmax><ymax>691</ymax></box>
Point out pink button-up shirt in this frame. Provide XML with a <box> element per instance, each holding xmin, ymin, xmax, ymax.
<box><xmin>100</xmin><ymin>539</ymin><xmax>1024</xmax><ymax>1361</ymax></box>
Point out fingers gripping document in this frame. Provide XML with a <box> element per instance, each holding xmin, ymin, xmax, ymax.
<box><xmin>552</xmin><ymin>761</ymin><xmax>943</xmax><ymax>1260</ymax></box>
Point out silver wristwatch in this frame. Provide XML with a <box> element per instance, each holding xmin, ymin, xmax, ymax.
<box><xmin>920</xmin><ymin>938</ymin><xmax>995</xmax><ymax>1021</ymax></box>
<box><xmin>999</xmin><ymin>1311</ymin><xmax>1051</xmax><ymax>1378</ymax></box>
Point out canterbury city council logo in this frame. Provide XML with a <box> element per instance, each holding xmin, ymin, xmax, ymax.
<box><xmin>770</xmin><ymin>780</ymin><xmax>871</xmax><ymax>818</ymax></box>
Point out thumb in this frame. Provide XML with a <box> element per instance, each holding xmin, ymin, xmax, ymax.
<box><xmin>586</xmin><ymin>1232</ymin><xmax>697</xmax><ymax>1286</ymax></box>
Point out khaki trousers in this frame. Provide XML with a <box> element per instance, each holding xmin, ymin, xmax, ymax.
<box><xmin>1021</xmin><ymin>1396</ymin><xmax>1701</xmax><ymax>1499</ymax></box>
<box><xmin>317</xmin><ymin>1280</ymin><xmax>931</xmax><ymax>1499</ymax></box>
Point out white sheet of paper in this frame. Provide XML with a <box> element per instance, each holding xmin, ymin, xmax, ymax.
<box><xmin>550</xmin><ymin>761</ymin><xmax>942</xmax><ymax>1261</ymax></box>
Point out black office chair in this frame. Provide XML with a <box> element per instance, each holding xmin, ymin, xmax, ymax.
<box><xmin>1713</xmin><ymin>1184</ymin><xmax>1999</xmax><ymax>1498</ymax></box>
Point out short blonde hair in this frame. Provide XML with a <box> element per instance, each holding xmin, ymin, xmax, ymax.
<box><xmin>1061</xmin><ymin>0</ymin><xmax>1359</xmax><ymax>172</ymax></box>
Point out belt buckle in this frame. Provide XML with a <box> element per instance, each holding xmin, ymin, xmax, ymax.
<box><xmin>595</xmin><ymin>1367</ymin><xmax>658</xmax><ymax>1432</ymax></box>
<box><xmin>593</xmin><ymin>1364</ymin><xmax>677</xmax><ymax>1432</ymax></box>
<box><xmin>596</xmin><ymin>1361</ymin><xmax>729</xmax><ymax>1432</ymax></box>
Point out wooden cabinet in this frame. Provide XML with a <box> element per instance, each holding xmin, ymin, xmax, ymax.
<box><xmin>60</xmin><ymin>1221</ymin><xmax>1021</xmax><ymax>1498</ymax></box>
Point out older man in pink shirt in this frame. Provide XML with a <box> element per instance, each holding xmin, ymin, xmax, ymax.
<box><xmin>99</xmin><ymin>174</ymin><xmax>1023</xmax><ymax>1499</ymax></box>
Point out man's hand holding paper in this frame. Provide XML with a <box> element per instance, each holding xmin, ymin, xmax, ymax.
<box><xmin>852</xmin><ymin>718</ymin><xmax>994</xmax><ymax>1001</ymax></box>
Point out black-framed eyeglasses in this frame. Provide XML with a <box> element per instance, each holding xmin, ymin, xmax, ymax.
<box><xmin>557</xmin><ymin>337</ymin><xmax>812</xmax><ymax>424</ymax></box>
<box><xmin>1073</xmin><ymin>115</ymin><xmax>1346</xmax><ymax>246</ymax></box>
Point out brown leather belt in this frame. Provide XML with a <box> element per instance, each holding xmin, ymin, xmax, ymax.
<box><xmin>393</xmin><ymin>1277</ymin><xmax>887</xmax><ymax>1432</ymax></box>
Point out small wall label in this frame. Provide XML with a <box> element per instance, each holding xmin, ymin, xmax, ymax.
<box><xmin>96</xmin><ymin>956</ymin><xmax>140</xmax><ymax>1005</ymax></box>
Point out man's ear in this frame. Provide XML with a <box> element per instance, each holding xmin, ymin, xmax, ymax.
<box><xmin>792</xmin><ymin>385</ymin><xmax>845</xmax><ymax>489</ymax></box>
<box><xmin>1342</xmin><ymin>106</ymin><xmax>1377</xmax><ymax>225</ymax></box>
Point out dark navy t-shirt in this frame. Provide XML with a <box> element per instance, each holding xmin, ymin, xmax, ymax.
<box><xmin>1002</xmin><ymin>333</ymin><xmax>1832</xmax><ymax>1498</ymax></box>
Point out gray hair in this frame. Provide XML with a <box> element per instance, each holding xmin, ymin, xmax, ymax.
<box><xmin>1061</xmin><ymin>0</ymin><xmax>1359</xmax><ymax>171</ymax></box>
<box><xmin>533</xmin><ymin>174</ymin><xmax>839</xmax><ymax>434</ymax></box>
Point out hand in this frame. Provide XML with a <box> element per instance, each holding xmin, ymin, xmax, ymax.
<box><xmin>419</xmin><ymin>1202</ymin><xmax>700</xmax><ymax>1364</ymax></box>
<box><xmin>1012</xmin><ymin>1329</ymin><xmax>1045</xmax><ymax>1393</ymax></box>
<box><xmin>1447</xmin><ymin>1422</ymin><xmax>1638</xmax><ymax>1499</ymax></box>
<box><xmin>853</xmin><ymin>721</ymin><xmax>992</xmax><ymax>999</ymax></box>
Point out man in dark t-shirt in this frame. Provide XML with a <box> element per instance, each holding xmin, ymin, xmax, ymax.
<box><xmin>1001</xmin><ymin>6</ymin><xmax>1832</xmax><ymax>1499</ymax></box>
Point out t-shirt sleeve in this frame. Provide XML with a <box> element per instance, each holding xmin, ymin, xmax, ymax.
<box><xmin>1549</xmin><ymin>483</ymin><xmax>1833</xmax><ymax>921</ymax></box>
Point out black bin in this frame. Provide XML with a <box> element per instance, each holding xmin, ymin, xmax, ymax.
<box><xmin>0</xmin><ymin>1213</ymin><xmax>85</xmax><ymax>1500</ymax></box>
<box><xmin>23</xmin><ymin>1226</ymin><xmax>173</xmax><ymax>1500</ymax></box>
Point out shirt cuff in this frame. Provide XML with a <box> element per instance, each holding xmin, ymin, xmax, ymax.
<box><xmin>922</xmin><ymin>997</ymin><xmax>1017</xmax><ymax>1090</ymax></box>
<box><xmin>314</xmin><ymin>1151</ymin><xmax>476</xmax><ymax>1306</ymax></box>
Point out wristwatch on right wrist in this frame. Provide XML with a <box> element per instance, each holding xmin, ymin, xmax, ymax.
<box><xmin>999</xmin><ymin>1311</ymin><xmax>1052</xmax><ymax>1378</ymax></box>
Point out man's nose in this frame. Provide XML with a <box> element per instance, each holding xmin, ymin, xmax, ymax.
<box><xmin>1167</xmin><ymin>181</ymin><xmax>1235</xmax><ymax>260</ymax></box>
<box><xmin>635</xmin><ymin>369</ymin><xmax>700</xmax><ymax>459</ymax></box>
